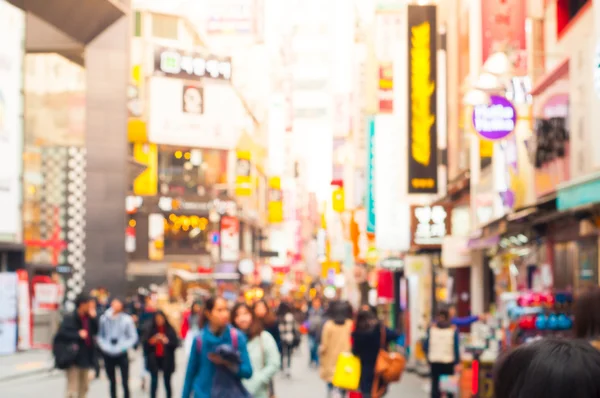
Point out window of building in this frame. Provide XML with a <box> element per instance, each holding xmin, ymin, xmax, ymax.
<box><xmin>157</xmin><ymin>146</ymin><xmax>228</xmax><ymax>197</ymax></box>
<box><xmin>134</xmin><ymin>11</ymin><xmax>142</xmax><ymax>37</ymax></box>
<box><xmin>163</xmin><ymin>214</ymin><xmax>210</xmax><ymax>255</ymax></box>
<box><xmin>152</xmin><ymin>14</ymin><xmax>178</xmax><ymax>40</ymax></box>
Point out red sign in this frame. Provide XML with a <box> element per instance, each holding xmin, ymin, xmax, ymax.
<box><xmin>378</xmin><ymin>62</ymin><xmax>394</xmax><ymax>113</ymax></box>
<box><xmin>481</xmin><ymin>0</ymin><xmax>527</xmax><ymax>74</ymax></box>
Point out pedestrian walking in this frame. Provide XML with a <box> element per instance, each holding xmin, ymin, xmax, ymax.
<box><xmin>97</xmin><ymin>297</ymin><xmax>139</xmax><ymax>398</ymax></box>
<box><xmin>319</xmin><ymin>301</ymin><xmax>353</xmax><ymax>397</ymax></box>
<box><xmin>253</xmin><ymin>300</ymin><xmax>281</xmax><ymax>354</ymax></box>
<box><xmin>181</xmin><ymin>301</ymin><xmax>203</xmax><ymax>356</ymax></box>
<box><xmin>423</xmin><ymin>308</ymin><xmax>460</xmax><ymax>398</ymax></box>
<box><xmin>277</xmin><ymin>302</ymin><xmax>299</xmax><ymax>377</ymax></box>
<box><xmin>352</xmin><ymin>308</ymin><xmax>400</xmax><ymax>398</ymax></box>
<box><xmin>52</xmin><ymin>294</ymin><xmax>98</xmax><ymax>398</ymax></box>
<box><xmin>139</xmin><ymin>294</ymin><xmax>158</xmax><ymax>391</ymax></box>
<box><xmin>232</xmin><ymin>303</ymin><xmax>281</xmax><ymax>398</ymax></box>
<box><xmin>182</xmin><ymin>296</ymin><xmax>253</xmax><ymax>398</ymax></box>
<box><xmin>142</xmin><ymin>311</ymin><xmax>179</xmax><ymax>398</ymax></box>
<box><xmin>307</xmin><ymin>297</ymin><xmax>325</xmax><ymax>367</ymax></box>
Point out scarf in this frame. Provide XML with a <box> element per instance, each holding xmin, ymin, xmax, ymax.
<box><xmin>156</xmin><ymin>325</ymin><xmax>165</xmax><ymax>357</ymax></box>
<box><xmin>81</xmin><ymin>315</ymin><xmax>91</xmax><ymax>346</ymax></box>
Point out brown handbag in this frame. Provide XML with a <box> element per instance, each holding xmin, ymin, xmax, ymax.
<box><xmin>371</xmin><ymin>325</ymin><xmax>407</xmax><ymax>398</ymax></box>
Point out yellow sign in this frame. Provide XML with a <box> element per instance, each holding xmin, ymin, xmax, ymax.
<box><xmin>480</xmin><ymin>138</ymin><xmax>493</xmax><ymax>158</ymax></box>
<box><xmin>268</xmin><ymin>177</ymin><xmax>283</xmax><ymax>223</ymax></box>
<box><xmin>133</xmin><ymin>143</ymin><xmax>157</xmax><ymax>195</ymax></box>
<box><xmin>332</xmin><ymin>187</ymin><xmax>345</xmax><ymax>213</ymax></box>
<box><xmin>235</xmin><ymin>150</ymin><xmax>252</xmax><ymax>196</ymax></box>
<box><xmin>321</xmin><ymin>261</ymin><xmax>341</xmax><ymax>279</ymax></box>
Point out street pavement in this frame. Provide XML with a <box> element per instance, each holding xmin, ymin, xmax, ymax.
<box><xmin>0</xmin><ymin>342</ymin><xmax>428</xmax><ymax>397</ymax></box>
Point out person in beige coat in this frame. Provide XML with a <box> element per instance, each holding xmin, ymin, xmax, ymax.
<box><xmin>319</xmin><ymin>301</ymin><xmax>354</xmax><ymax>397</ymax></box>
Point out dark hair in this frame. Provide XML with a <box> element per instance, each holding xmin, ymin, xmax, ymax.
<box><xmin>199</xmin><ymin>296</ymin><xmax>225</xmax><ymax>328</ymax></box>
<box><xmin>75</xmin><ymin>294</ymin><xmax>91</xmax><ymax>309</ymax></box>
<box><xmin>355</xmin><ymin>309</ymin><xmax>377</xmax><ymax>332</ymax></box>
<box><xmin>253</xmin><ymin>299</ymin><xmax>276</xmax><ymax>327</ymax></box>
<box><xmin>494</xmin><ymin>339</ymin><xmax>600</xmax><ymax>398</ymax></box>
<box><xmin>277</xmin><ymin>301</ymin><xmax>293</xmax><ymax>317</ymax></box>
<box><xmin>191</xmin><ymin>301</ymin><xmax>202</xmax><ymax>314</ymax></box>
<box><xmin>574</xmin><ymin>288</ymin><xmax>600</xmax><ymax>339</ymax></box>
<box><xmin>328</xmin><ymin>300</ymin><xmax>351</xmax><ymax>325</ymax></box>
<box><xmin>231</xmin><ymin>302</ymin><xmax>263</xmax><ymax>340</ymax></box>
<box><xmin>152</xmin><ymin>310</ymin><xmax>173</xmax><ymax>329</ymax></box>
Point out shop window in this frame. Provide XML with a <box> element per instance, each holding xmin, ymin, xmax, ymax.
<box><xmin>157</xmin><ymin>146</ymin><xmax>227</xmax><ymax>197</ymax></box>
<box><xmin>577</xmin><ymin>240</ymin><xmax>598</xmax><ymax>293</ymax></box>
<box><xmin>163</xmin><ymin>214</ymin><xmax>210</xmax><ymax>255</ymax></box>
<box><xmin>152</xmin><ymin>14</ymin><xmax>178</xmax><ymax>40</ymax></box>
<box><xmin>556</xmin><ymin>0</ymin><xmax>590</xmax><ymax>39</ymax></box>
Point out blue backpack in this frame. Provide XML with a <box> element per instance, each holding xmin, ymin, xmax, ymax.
<box><xmin>196</xmin><ymin>328</ymin><xmax>253</xmax><ymax>398</ymax></box>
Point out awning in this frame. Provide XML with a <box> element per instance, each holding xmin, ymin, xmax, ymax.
<box><xmin>507</xmin><ymin>193</ymin><xmax>557</xmax><ymax>222</ymax></box>
<box><xmin>467</xmin><ymin>235</ymin><xmax>500</xmax><ymax>250</ymax></box>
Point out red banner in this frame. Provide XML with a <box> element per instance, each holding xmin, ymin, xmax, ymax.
<box><xmin>481</xmin><ymin>0</ymin><xmax>527</xmax><ymax>74</ymax></box>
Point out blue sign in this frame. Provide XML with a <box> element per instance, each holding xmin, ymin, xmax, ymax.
<box><xmin>366</xmin><ymin>117</ymin><xmax>376</xmax><ymax>233</ymax></box>
<box><xmin>557</xmin><ymin>174</ymin><xmax>600</xmax><ymax>211</ymax></box>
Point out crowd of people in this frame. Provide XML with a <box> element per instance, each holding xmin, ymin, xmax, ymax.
<box><xmin>52</xmin><ymin>286</ymin><xmax>600</xmax><ymax>398</ymax></box>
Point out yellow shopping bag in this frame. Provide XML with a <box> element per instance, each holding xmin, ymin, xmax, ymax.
<box><xmin>332</xmin><ymin>352</ymin><xmax>361</xmax><ymax>391</ymax></box>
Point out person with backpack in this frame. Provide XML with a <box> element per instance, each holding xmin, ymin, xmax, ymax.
<box><xmin>423</xmin><ymin>308</ymin><xmax>460</xmax><ymax>398</ymax></box>
<box><xmin>97</xmin><ymin>297</ymin><xmax>139</xmax><ymax>398</ymax></box>
<box><xmin>53</xmin><ymin>294</ymin><xmax>98</xmax><ymax>398</ymax></box>
<box><xmin>232</xmin><ymin>303</ymin><xmax>280</xmax><ymax>398</ymax></box>
<box><xmin>142</xmin><ymin>311</ymin><xmax>179</xmax><ymax>398</ymax></box>
<box><xmin>182</xmin><ymin>296</ymin><xmax>253</xmax><ymax>398</ymax></box>
<box><xmin>277</xmin><ymin>301</ymin><xmax>299</xmax><ymax>378</ymax></box>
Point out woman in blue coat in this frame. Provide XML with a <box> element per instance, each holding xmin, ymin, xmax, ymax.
<box><xmin>182</xmin><ymin>296</ymin><xmax>253</xmax><ymax>398</ymax></box>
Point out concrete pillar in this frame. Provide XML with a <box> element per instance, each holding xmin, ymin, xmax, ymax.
<box><xmin>83</xmin><ymin>14</ymin><xmax>130</xmax><ymax>296</ymax></box>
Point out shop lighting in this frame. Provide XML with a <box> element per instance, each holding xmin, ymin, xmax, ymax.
<box><xmin>128</xmin><ymin>219</ymin><xmax>136</xmax><ymax>228</ymax></box>
<box><xmin>509</xmin><ymin>236</ymin><xmax>520</xmax><ymax>245</ymax></box>
<box><xmin>175</xmin><ymin>151</ymin><xmax>183</xmax><ymax>159</ymax></box>
<box><xmin>475</xmin><ymin>72</ymin><xmax>503</xmax><ymax>92</ymax></box>
<box><xmin>499</xmin><ymin>238</ymin><xmax>509</xmax><ymax>248</ymax></box>
<box><xmin>518</xmin><ymin>234</ymin><xmax>528</xmax><ymax>243</ymax></box>
<box><xmin>184</xmin><ymin>152</ymin><xmax>191</xmax><ymax>160</ymax></box>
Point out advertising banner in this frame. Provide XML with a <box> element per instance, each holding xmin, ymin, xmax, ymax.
<box><xmin>153</xmin><ymin>47</ymin><xmax>232</xmax><ymax>81</ymax></box>
<box><xmin>365</xmin><ymin>117</ymin><xmax>376</xmax><ymax>234</ymax></box>
<box><xmin>220</xmin><ymin>216</ymin><xmax>240</xmax><ymax>262</ymax></box>
<box><xmin>16</xmin><ymin>270</ymin><xmax>31</xmax><ymax>350</ymax></box>
<box><xmin>235</xmin><ymin>150</ymin><xmax>252</xmax><ymax>196</ymax></box>
<box><xmin>481</xmin><ymin>0</ymin><xmax>526</xmax><ymax>75</ymax></box>
<box><xmin>0</xmin><ymin>2</ymin><xmax>24</xmax><ymax>242</ymax></box>
<box><xmin>472</xmin><ymin>95</ymin><xmax>517</xmax><ymax>141</ymax></box>
<box><xmin>267</xmin><ymin>177</ymin><xmax>283</xmax><ymax>223</ymax></box>
<box><xmin>407</xmin><ymin>5</ymin><xmax>438</xmax><ymax>194</ymax></box>
<box><xmin>0</xmin><ymin>272</ymin><xmax>18</xmax><ymax>355</ymax></box>
<box><xmin>148</xmin><ymin>77</ymin><xmax>241</xmax><ymax>149</ymax></box>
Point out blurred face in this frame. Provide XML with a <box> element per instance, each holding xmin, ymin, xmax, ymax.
<box><xmin>234</xmin><ymin>306</ymin><xmax>253</xmax><ymax>331</ymax></box>
<box><xmin>449</xmin><ymin>306</ymin><xmax>456</xmax><ymax>319</ymax></box>
<box><xmin>207</xmin><ymin>298</ymin><xmax>230</xmax><ymax>329</ymax></box>
<box><xmin>111</xmin><ymin>299</ymin><xmax>124</xmax><ymax>313</ymax></box>
<box><xmin>192</xmin><ymin>304</ymin><xmax>201</xmax><ymax>314</ymax></box>
<box><xmin>78</xmin><ymin>301</ymin><xmax>90</xmax><ymax>314</ymax></box>
<box><xmin>313</xmin><ymin>299</ymin><xmax>322</xmax><ymax>310</ymax></box>
<box><xmin>254</xmin><ymin>302</ymin><xmax>267</xmax><ymax>318</ymax></box>
<box><xmin>155</xmin><ymin>313</ymin><xmax>166</xmax><ymax>327</ymax></box>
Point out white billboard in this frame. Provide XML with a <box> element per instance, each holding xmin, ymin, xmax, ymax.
<box><xmin>374</xmin><ymin>115</ymin><xmax>410</xmax><ymax>251</ymax></box>
<box><xmin>0</xmin><ymin>1</ymin><xmax>24</xmax><ymax>243</ymax></box>
<box><xmin>148</xmin><ymin>77</ymin><xmax>243</xmax><ymax>149</ymax></box>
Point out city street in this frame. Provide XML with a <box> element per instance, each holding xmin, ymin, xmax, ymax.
<box><xmin>0</xmin><ymin>343</ymin><xmax>428</xmax><ymax>397</ymax></box>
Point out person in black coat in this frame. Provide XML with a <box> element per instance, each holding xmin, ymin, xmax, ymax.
<box><xmin>53</xmin><ymin>294</ymin><xmax>99</xmax><ymax>398</ymax></box>
<box><xmin>142</xmin><ymin>311</ymin><xmax>179</xmax><ymax>398</ymax></box>
<box><xmin>352</xmin><ymin>308</ymin><xmax>399</xmax><ymax>398</ymax></box>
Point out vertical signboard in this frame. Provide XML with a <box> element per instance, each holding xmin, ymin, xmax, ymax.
<box><xmin>220</xmin><ymin>216</ymin><xmax>240</xmax><ymax>262</ymax></box>
<box><xmin>235</xmin><ymin>150</ymin><xmax>252</xmax><ymax>196</ymax></box>
<box><xmin>0</xmin><ymin>1</ymin><xmax>24</xmax><ymax>243</ymax></box>
<box><xmin>267</xmin><ymin>177</ymin><xmax>283</xmax><ymax>223</ymax></box>
<box><xmin>378</xmin><ymin>63</ymin><xmax>394</xmax><ymax>113</ymax></box>
<box><xmin>407</xmin><ymin>5</ymin><xmax>438</xmax><ymax>194</ymax></box>
<box><xmin>365</xmin><ymin>118</ymin><xmax>376</xmax><ymax>234</ymax></box>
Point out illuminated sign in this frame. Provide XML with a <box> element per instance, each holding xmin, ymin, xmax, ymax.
<box><xmin>410</xmin><ymin>205</ymin><xmax>449</xmax><ymax>248</ymax></box>
<box><xmin>365</xmin><ymin>117</ymin><xmax>376</xmax><ymax>233</ymax></box>
<box><xmin>154</xmin><ymin>47</ymin><xmax>232</xmax><ymax>81</ymax></box>
<box><xmin>407</xmin><ymin>5</ymin><xmax>438</xmax><ymax>194</ymax></box>
<box><xmin>472</xmin><ymin>95</ymin><xmax>517</xmax><ymax>141</ymax></box>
